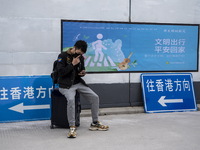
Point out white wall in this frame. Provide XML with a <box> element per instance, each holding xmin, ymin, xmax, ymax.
<box><xmin>0</xmin><ymin>0</ymin><xmax>199</xmax><ymax>83</ymax></box>
<box><xmin>0</xmin><ymin>0</ymin><xmax>129</xmax><ymax>76</ymax></box>
<box><xmin>131</xmin><ymin>0</ymin><xmax>200</xmax><ymax>24</ymax></box>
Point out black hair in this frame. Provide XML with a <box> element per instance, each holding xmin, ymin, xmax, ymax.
<box><xmin>74</xmin><ymin>40</ymin><xmax>87</xmax><ymax>53</ymax></box>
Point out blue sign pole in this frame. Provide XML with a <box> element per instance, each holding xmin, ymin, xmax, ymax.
<box><xmin>0</xmin><ymin>76</ymin><xmax>53</xmax><ymax>122</ymax></box>
<box><xmin>141</xmin><ymin>73</ymin><xmax>197</xmax><ymax>113</ymax></box>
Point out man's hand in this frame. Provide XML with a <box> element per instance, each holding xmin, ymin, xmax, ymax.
<box><xmin>78</xmin><ymin>70</ymin><xmax>86</xmax><ymax>76</ymax></box>
<box><xmin>72</xmin><ymin>55</ymin><xmax>80</xmax><ymax>66</ymax></box>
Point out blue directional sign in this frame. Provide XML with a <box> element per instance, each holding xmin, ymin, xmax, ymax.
<box><xmin>141</xmin><ymin>73</ymin><xmax>197</xmax><ymax>113</ymax></box>
<box><xmin>0</xmin><ymin>76</ymin><xmax>53</xmax><ymax>122</ymax></box>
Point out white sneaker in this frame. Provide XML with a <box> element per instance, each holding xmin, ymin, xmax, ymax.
<box><xmin>89</xmin><ymin>121</ymin><xmax>109</xmax><ymax>131</ymax></box>
<box><xmin>67</xmin><ymin>126</ymin><xmax>77</xmax><ymax>138</ymax></box>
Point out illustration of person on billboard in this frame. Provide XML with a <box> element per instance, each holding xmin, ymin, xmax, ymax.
<box><xmin>92</xmin><ymin>33</ymin><xmax>107</xmax><ymax>66</ymax></box>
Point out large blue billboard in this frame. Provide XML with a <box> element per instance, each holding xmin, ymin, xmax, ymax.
<box><xmin>62</xmin><ymin>20</ymin><xmax>199</xmax><ymax>72</ymax></box>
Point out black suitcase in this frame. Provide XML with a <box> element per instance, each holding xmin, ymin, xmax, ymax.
<box><xmin>50</xmin><ymin>88</ymin><xmax>81</xmax><ymax>129</ymax></box>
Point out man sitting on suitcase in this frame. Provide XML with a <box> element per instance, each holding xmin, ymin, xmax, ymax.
<box><xmin>57</xmin><ymin>40</ymin><xmax>109</xmax><ymax>138</ymax></box>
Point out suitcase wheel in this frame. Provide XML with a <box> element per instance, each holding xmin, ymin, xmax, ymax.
<box><xmin>50</xmin><ymin>124</ymin><xmax>55</xmax><ymax>129</ymax></box>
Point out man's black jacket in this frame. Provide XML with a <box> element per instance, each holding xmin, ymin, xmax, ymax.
<box><xmin>57</xmin><ymin>51</ymin><xmax>87</xmax><ymax>89</ymax></box>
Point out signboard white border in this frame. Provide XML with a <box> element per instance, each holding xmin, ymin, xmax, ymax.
<box><xmin>141</xmin><ymin>73</ymin><xmax>197</xmax><ymax>113</ymax></box>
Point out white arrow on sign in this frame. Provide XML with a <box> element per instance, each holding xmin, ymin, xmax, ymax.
<box><xmin>158</xmin><ymin>96</ymin><xmax>183</xmax><ymax>107</ymax></box>
<box><xmin>9</xmin><ymin>103</ymin><xmax>50</xmax><ymax>114</ymax></box>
